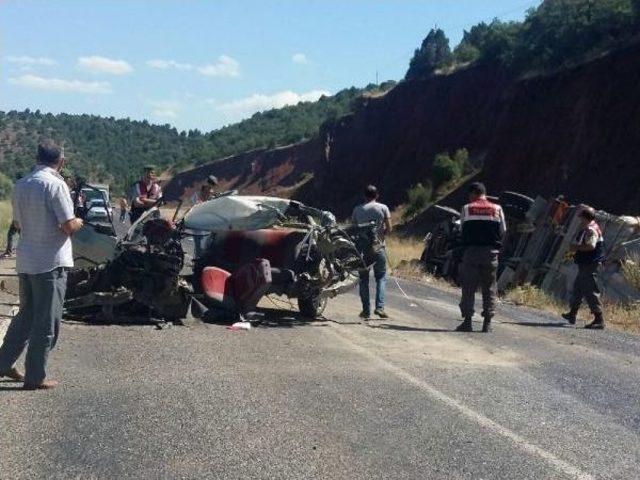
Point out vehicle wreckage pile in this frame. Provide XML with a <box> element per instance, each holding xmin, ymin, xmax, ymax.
<box><xmin>65</xmin><ymin>194</ymin><xmax>380</xmax><ymax>325</ymax></box>
<box><xmin>420</xmin><ymin>192</ymin><xmax>640</xmax><ymax>303</ymax></box>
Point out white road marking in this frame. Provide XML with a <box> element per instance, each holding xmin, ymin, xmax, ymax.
<box><xmin>327</xmin><ymin>324</ymin><xmax>594</xmax><ymax>480</ymax></box>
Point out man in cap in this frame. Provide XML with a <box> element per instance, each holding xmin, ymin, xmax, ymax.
<box><xmin>456</xmin><ymin>182</ymin><xmax>506</xmax><ymax>333</ymax></box>
<box><xmin>562</xmin><ymin>206</ymin><xmax>606</xmax><ymax>329</ymax></box>
<box><xmin>130</xmin><ymin>165</ymin><xmax>162</xmax><ymax>223</ymax></box>
<box><xmin>0</xmin><ymin>140</ymin><xmax>83</xmax><ymax>389</ymax></box>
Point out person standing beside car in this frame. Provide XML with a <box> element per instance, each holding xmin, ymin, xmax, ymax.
<box><xmin>352</xmin><ymin>184</ymin><xmax>392</xmax><ymax>319</ymax></box>
<box><xmin>129</xmin><ymin>165</ymin><xmax>162</xmax><ymax>223</ymax></box>
<box><xmin>456</xmin><ymin>182</ymin><xmax>506</xmax><ymax>333</ymax></box>
<box><xmin>0</xmin><ymin>140</ymin><xmax>83</xmax><ymax>389</ymax></box>
<box><xmin>118</xmin><ymin>197</ymin><xmax>129</xmax><ymax>223</ymax></box>
<box><xmin>190</xmin><ymin>180</ymin><xmax>216</xmax><ymax>259</ymax></box>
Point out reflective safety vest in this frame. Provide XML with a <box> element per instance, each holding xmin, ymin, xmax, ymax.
<box><xmin>460</xmin><ymin>197</ymin><xmax>507</xmax><ymax>249</ymax></box>
<box><xmin>574</xmin><ymin>221</ymin><xmax>605</xmax><ymax>265</ymax></box>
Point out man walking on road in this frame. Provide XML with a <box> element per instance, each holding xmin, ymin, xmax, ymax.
<box><xmin>562</xmin><ymin>206</ymin><xmax>606</xmax><ymax>329</ymax></box>
<box><xmin>456</xmin><ymin>182</ymin><xmax>506</xmax><ymax>333</ymax></box>
<box><xmin>0</xmin><ymin>140</ymin><xmax>83</xmax><ymax>389</ymax></box>
<box><xmin>352</xmin><ymin>185</ymin><xmax>392</xmax><ymax>319</ymax></box>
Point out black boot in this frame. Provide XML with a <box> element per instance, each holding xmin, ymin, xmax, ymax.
<box><xmin>455</xmin><ymin>317</ymin><xmax>473</xmax><ymax>332</ymax></box>
<box><xmin>482</xmin><ymin>316</ymin><xmax>492</xmax><ymax>333</ymax></box>
<box><xmin>585</xmin><ymin>313</ymin><xmax>605</xmax><ymax>330</ymax></box>
<box><xmin>561</xmin><ymin>311</ymin><xmax>577</xmax><ymax>325</ymax></box>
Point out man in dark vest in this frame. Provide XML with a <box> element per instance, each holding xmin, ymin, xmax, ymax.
<box><xmin>130</xmin><ymin>165</ymin><xmax>162</xmax><ymax>223</ymax></box>
<box><xmin>456</xmin><ymin>182</ymin><xmax>506</xmax><ymax>333</ymax></box>
<box><xmin>562</xmin><ymin>206</ymin><xmax>606</xmax><ymax>329</ymax></box>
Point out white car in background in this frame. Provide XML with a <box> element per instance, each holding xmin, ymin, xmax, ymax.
<box><xmin>82</xmin><ymin>186</ymin><xmax>112</xmax><ymax>223</ymax></box>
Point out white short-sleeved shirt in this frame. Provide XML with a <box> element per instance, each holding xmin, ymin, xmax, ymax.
<box><xmin>13</xmin><ymin>165</ymin><xmax>75</xmax><ymax>274</ymax></box>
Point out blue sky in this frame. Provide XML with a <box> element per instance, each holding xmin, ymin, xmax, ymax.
<box><xmin>1</xmin><ymin>1</ymin><xmax>537</xmax><ymax>132</ymax></box>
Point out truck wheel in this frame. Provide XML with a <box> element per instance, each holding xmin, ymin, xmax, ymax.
<box><xmin>500</xmin><ymin>191</ymin><xmax>534</xmax><ymax>220</ymax></box>
<box><xmin>298</xmin><ymin>295</ymin><xmax>328</xmax><ymax>319</ymax></box>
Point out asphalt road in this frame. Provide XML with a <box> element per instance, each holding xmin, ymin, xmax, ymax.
<box><xmin>1</xmin><ymin>264</ymin><xmax>639</xmax><ymax>479</ymax></box>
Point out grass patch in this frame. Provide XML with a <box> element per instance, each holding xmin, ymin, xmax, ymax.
<box><xmin>0</xmin><ymin>200</ymin><xmax>11</xmax><ymax>250</ymax></box>
<box><xmin>385</xmin><ymin>235</ymin><xmax>455</xmax><ymax>290</ymax></box>
<box><xmin>506</xmin><ymin>284</ymin><xmax>640</xmax><ymax>333</ymax></box>
<box><xmin>621</xmin><ymin>255</ymin><xmax>640</xmax><ymax>292</ymax></box>
<box><xmin>505</xmin><ymin>285</ymin><xmax>564</xmax><ymax>314</ymax></box>
<box><xmin>385</xmin><ymin>236</ymin><xmax>424</xmax><ymax>270</ymax></box>
<box><xmin>602</xmin><ymin>301</ymin><xmax>640</xmax><ymax>334</ymax></box>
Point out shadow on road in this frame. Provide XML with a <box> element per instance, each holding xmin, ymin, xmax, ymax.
<box><xmin>368</xmin><ymin>323</ymin><xmax>451</xmax><ymax>333</ymax></box>
<box><xmin>502</xmin><ymin>321</ymin><xmax>568</xmax><ymax>328</ymax></box>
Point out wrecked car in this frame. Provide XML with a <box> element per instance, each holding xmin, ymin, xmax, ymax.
<box><xmin>65</xmin><ymin>193</ymin><xmax>378</xmax><ymax>323</ymax></box>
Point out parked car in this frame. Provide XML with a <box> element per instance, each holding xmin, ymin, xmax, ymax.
<box><xmin>81</xmin><ymin>185</ymin><xmax>112</xmax><ymax>223</ymax></box>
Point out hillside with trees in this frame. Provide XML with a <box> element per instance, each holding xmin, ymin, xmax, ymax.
<box><xmin>0</xmin><ymin>82</ymin><xmax>395</xmax><ymax>197</ymax></box>
<box><xmin>406</xmin><ymin>0</ymin><xmax>639</xmax><ymax>80</ymax></box>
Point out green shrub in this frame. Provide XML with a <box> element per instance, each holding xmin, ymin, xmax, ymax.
<box><xmin>404</xmin><ymin>182</ymin><xmax>432</xmax><ymax>219</ymax></box>
<box><xmin>0</xmin><ymin>172</ymin><xmax>13</xmax><ymax>201</ymax></box>
<box><xmin>432</xmin><ymin>153</ymin><xmax>461</xmax><ymax>188</ymax></box>
<box><xmin>432</xmin><ymin>148</ymin><xmax>471</xmax><ymax>189</ymax></box>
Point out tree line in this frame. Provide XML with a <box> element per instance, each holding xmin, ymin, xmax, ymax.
<box><xmin>0</xmin><ymin>82</ymin><xmax>395</xmax><ymax>198</ymax></box>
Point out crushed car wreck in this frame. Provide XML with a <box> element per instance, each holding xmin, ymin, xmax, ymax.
<box><xmin>65</xmin><ymin>193</ymin><xmax>379</xmax><ymax>324</ymax></box>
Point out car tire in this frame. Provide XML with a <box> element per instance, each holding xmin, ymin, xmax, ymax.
<box><xmin>298</xmin><ymin>294</ymin><xmax>328</xmax><ymax>319</ymax></box>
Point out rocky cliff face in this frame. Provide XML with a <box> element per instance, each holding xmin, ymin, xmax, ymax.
<box><xmin>162</xmin><ymin>139</ymin><xmax>319</xmax><ymax>202</ymax></box>
<box><xmin>481</xmin><ymin>42</ymin><xmax>640</xmax><ymax>215</ymax></box>
<box><xmin>164</xmin><ymin>41</ymin><xmax>640</xmax><ymax>219</ymax></box>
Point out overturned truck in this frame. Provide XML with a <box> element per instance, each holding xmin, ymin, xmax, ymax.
<box><xmin>419</xmin><ymin>192</ymin><xmax>640</xmax><ymax>303</ymax></box>
<box><xmin>65</xmin><ymin>194</ymin><xmax>379</xmax><ymax>324</ymax></box>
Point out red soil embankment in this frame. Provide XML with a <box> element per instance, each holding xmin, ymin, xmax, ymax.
<box><xmin>165</xmin><ymin>41</ymin><xmax>640</xmax><ymax>220</ymax></box>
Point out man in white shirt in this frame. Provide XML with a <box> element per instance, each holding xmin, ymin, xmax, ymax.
<box><xmin>0</xmin><ymin>140</ymin><xmax>83</xmax><ymax>389</ymax></box>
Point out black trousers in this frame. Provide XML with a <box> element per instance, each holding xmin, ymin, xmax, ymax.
<box><xmin>570</xmin><ymin>263</ymin><xmax>603</xmax><ymax>315</ymax></box>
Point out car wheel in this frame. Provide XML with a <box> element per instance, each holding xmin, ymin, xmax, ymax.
<box><xmin>298</xmin><ymin>294</ymin><xmax>328</xmax><ymax>319</ymax></box>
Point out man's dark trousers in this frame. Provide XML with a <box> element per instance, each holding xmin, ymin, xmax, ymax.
<box><xmin>569</xmin><ymin>263</ymin><xmax>603</xmax><ymax>315</ymax></box>
<box><xmin>0</xmin><ymin>267</ymin><xmax>67</xmax><ymax>385</ymax></box>
<box><xmin>459</xmin><ymin>247</ymin><xmax>499</xmax><ymax>320</ymax></box>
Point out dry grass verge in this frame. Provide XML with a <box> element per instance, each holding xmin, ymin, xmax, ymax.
<box><xmin>0</xmin><ymin>201</ymin><xmax>12</xmax><ymax>250</ymax></box>
<box><xmin>506</xmin><ymin>284</ymin><xmax>640</xmax><ymax>333</ymax></box>
<box><xmin>385</xmin><ymin>236</ymin><xmax>424</xmax><ymax>270</ymax></box>
<box><xmin>505</xmin><ymin>285</ymin><xmax>565</xmax><ymax>314</ymax></box>
<box><xmin>621</xmin><ymin>255</ymin><xmax>640</xmax><ymax>292</ymax></box>
<box><xmin>385</xmin><ymin>235</ymin><xmax>456</xmax><ymax>290</ymax></box>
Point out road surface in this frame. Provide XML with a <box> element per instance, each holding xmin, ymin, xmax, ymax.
<box><xmin>1</xmin><ymin>259</ymin><xmax>639</xmax><ymax>479</ymax></box>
